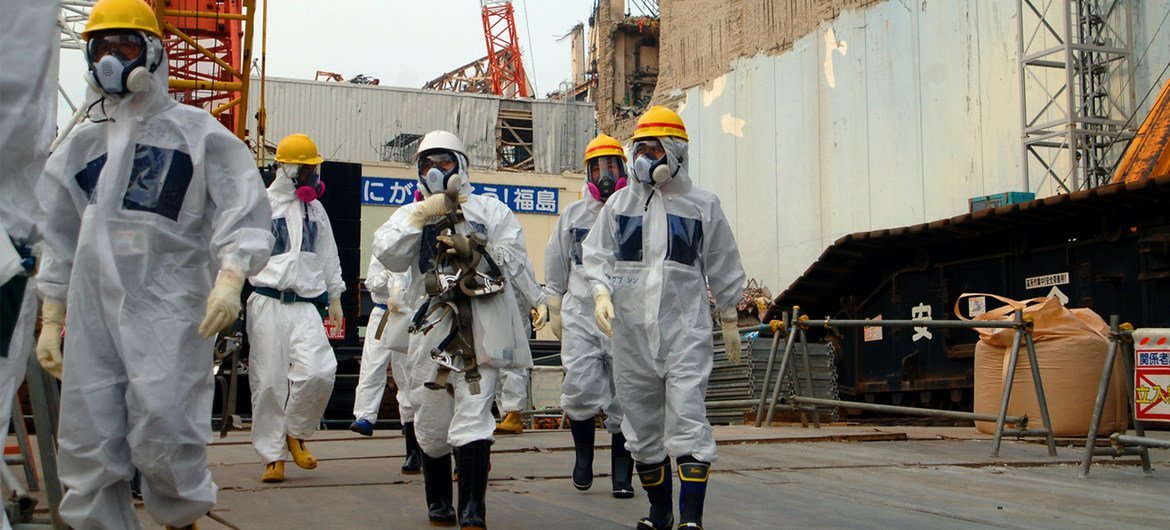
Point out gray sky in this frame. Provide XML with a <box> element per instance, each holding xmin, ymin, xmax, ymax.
<box><xmin>58</xmin><ymin>0</ymin><xmax>594</xmax><ymax>127</ymax></box>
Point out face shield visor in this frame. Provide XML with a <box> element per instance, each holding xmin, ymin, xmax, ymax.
<box><xmin>292</xmin><ymin>164</ymin><xmax>324</xmax><ymax>202</ymax></box>
<box><xmin>586</xmin><ymin>155</ymin><xmax>628</xmax><ymax>202</ymax></box>
<box><xmin>85</xmin><ymin>31</ymin><xmax>149</xmax><ymax>95</ymax></box>
<box><xmin>417</xmin><ymin>151</ymin><xmax>459</xmax><ymax>196</ymax></box>
<box><xmin>632</xmin><ymin>138</ymin><xmax>672</xmax><ymax>184</ymax></box>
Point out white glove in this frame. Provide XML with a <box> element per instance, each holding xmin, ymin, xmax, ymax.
<box><xmin>36</xmin><ymin>299</ymin><xmax>65</xmax><ymax>379</ymax></box>
<box><xmin>328</xmin><ymin>297</ymin><xmax>343</xmax><ymax>326</ymax></box>
<box><xmin>199</xmin><ymin>269</ymin><xmax>244</xmax><ymax>338</ymax></box>
<box><xmin>720</xmin><ymin>307</ymin><xmax>741</xmax><ymax>364</ymax></box>
<box><xmin>532</xmin><ymin>303</ymin><xmax>549</xmax><ymax>331</ymax></box>
<box><xmin>549</xmin><ymin>296</ymin><xmax>563</xmax><ymax>340</ymax></box>
<box><xmin>409</xmin><ymin>193</ymin><xmax>450</xmax><ymax>228</ymax></box>
<box><xmin>594</xmin><ymin>291</ymin><xmax>614</xmax><ymax>338</ymax></box>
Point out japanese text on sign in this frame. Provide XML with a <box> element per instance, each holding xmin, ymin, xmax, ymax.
<box><xmin>1133</xmin><ymin>329</ymin><xmax>1170</xmax><ymax>423</ymax></box>
<box><xmin>362</xmin><ymin>176</ymin><xmax>558</xmax><ymax>215</ymax></box>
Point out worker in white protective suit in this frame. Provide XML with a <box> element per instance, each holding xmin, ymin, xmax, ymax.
<box><xmin>1</xmin><ymin>8</ymin><xmax>57</xmax><ymax>522</ymax></box>
<box><xmin>545</xmin><ymin>133</ymin><xmax>635</xmax><ymax>498</ymax></box>
<box><xmin>494</xmin><ymin>258</ymin><xmax>543</xmax><ymax>435</ymax></box>
<box><xmin>582</xmin><ymin>106</ymin><xmax>746</xmax><ymax>530</ymax></box>
<box><xmin>372</xmin><ymin>130</ymin><xmax>547</xmax><ymax>528</ymax></box>
<box><xmin>247</xmin><ymin>133</ymin><xmax>345</xmax><ymax>484</ymax></box>
<box><xmin>34</xmin><ymin>0</ymin><xmax>275</xmax><ymax>527</ymax></box>
<box><xmin>349</xmin><ymin>257</ymin><xmax>422</xmax><ymax>474</ymax></box>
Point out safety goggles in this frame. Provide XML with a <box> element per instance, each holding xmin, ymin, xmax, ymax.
<box><xmin>587</xmin><ymin>156</ymin><xmax>627</xmax><ymax>184</ymax></box>
<box><xmin>87</xmin><ymin>32</ymin><xmax>146</xmax><ymax>62</ymax></box>
<box><xmin>633</xmin><ymin>139</ymin><xmax>666</xmax><ymax>161</ymax></box>
<box><xmin>418</xmin><ymin>152</ymin><xmax>458</xmax><ymax>176</ymax></box>
<box><xmin>294</xmin><ymin>164</ymin><xmax>320</xmax><ymax>186</ymax></box>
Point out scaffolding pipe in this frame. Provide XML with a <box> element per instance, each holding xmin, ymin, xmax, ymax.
<box><xmin>1113</xmin><ymin>435</ymin><xmax>1170</xmax><ymax>450</ymax></box>
<box><xmin>791</xmin><ymin>396</ymin><xmax>1025</xmax><ymax>425</ymax></box>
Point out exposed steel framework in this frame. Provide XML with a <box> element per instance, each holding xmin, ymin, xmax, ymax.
<box><xmin>480</xmin><ymin>0</ymin><xmax>529</xmax><ymax>98</ymax></box>
<box><xmin>152</xmin><ymin>0</ymin><xmax>255</xmax><ymax>139</ymax></box>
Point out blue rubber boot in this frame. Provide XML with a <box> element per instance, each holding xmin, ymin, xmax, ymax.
<box><xmin>349</xmin><ymin>418</ymin><xmax>374</xmax><ymax>436</ymax></box>
<box><xmin>676</xmin><ymin>455</ymin><xmax>710</xmax><ymax>529</ymax></box>
<box><xmin>634</xmin><ymin>458</ymin><xmax>673</xmax><ymax>530</ymax></box>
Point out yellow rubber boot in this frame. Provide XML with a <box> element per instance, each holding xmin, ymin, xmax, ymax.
<box><xmin>261</xmin><ymin>461</ymin><xmax>285</xmax><ymax>483</ymax></box>
<box><xmin>494</xmin><ymin>411</ymin><xmax>523</xmax><ymax>435</ymax></box>
<box><xmin>287</xmin><ymin>436</ymin><xmax>318</xmax><ymax>470</ymax></box>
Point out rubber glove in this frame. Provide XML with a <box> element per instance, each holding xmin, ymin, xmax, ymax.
<box><xmin>199</xmin><ymin>269</ymin><xmax>244</xmax><ymax>338</ymax></box>
<box><xmin>328</xmin><ymin>297</ymin><xmax>343</xmax><ymax>326</ymax></box>
<box><xmin>593</xmin><ymin>290</ymin><xmax>614</xmax><ymax>338</ymax></box>
<box><xmin>721</xmin><ymin>307</ymin><xmax>741</xmax><ymax>364</ymax></box>
<box><xmin>36</xmin><ymin>300</ymin><xmax>65</xmax><ymax>379</ymax></box>
<box><xmin>409</xmin><ymin>193</ymin><xmax>450</xmax><ymax>228</ymax></box>
<box><xmin>548</xmin><ymin>295</ymin><xmax>563</xmax><ymax>340</ymax></box>
<box><xmin>532</xmin><ymin>303</ymin><xmax>549</xmax><ymax>331</ymax></box>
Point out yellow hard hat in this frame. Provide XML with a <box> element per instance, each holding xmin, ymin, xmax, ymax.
<box><xmin>82</xmin><ymin>0</ymin><xmax>162</xmax><ymax>40</ymax></box>
<box><xmin>631</xmin><ymin>105</ymin><xmax>688</xmax><ymax>142</ymax></box>
<box><xmin>274</xmin><ymin>134</ymin><xmax>325</xmax><ymax>165</ymax></box>
<box><xmin>583</xmin><ymin>134</ymin><xmax>626</xmax><ymax>169</ymax></box>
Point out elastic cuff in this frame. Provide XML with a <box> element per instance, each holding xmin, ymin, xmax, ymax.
<box><xmin>591</xmin><ymin>284</ymin><xmax>611</xmax><ymax>299</ymax></box>
<box><xmin>719</xmin><ymin>306</ymin><xmax>738</xmax><ymax>323</ymax></box>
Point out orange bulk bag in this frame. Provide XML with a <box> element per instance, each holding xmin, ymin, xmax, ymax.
<box><xmin>957</xmin><ymin>294</ymin><xmax>1128</xmax><ymax>437</ymax></box>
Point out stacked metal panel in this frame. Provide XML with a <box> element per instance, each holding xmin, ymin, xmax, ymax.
<box><xmin>705</xmin><ymin>335</ymin><xmax>840</xmax><ymax>424</ymax></box>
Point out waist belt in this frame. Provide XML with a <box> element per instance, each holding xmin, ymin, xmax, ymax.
<box><xmin>374</xmin><ymin>303</ymin><xmax>388</xmax><ymax>311</ymax></box>
<box><xmin>255</xmin><ymin>287</ymin><xmax>329</xmax><ymax>318</ymax></box>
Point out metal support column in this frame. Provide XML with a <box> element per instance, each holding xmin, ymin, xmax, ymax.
<box><xmin>1080</xmin><ymin>317</ymin><xmax>1155</xmax><ymax>477</ymax></box>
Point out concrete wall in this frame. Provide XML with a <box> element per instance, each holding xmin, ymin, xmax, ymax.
<box><xmin>669</xmin><ymin>0</ymin><xmax>1170</xmax><ymax>297</ymax></box>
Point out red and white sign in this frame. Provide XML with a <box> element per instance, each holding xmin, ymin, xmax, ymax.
<box><xmin>324</xmin><ymin>317</ymin><xmax>346</xmax><ymax>340</ymax></box>
<box><xmin>1133</xmin><ymin>329</ymin><xmax>1170</xmax><ymax>423</ymax></box>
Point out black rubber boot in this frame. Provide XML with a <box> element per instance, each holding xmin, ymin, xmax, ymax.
<box><xmin>455</xmin><ymin>440</ymin><xmax>490</xmax><ymax>529</ymax></box>
<box><xmin>568</xmin><ymin>418</ymin><xmax>596</xmax><ymax>490</ymax></box>
<box><xmin>676</xmin><ymin>455</ymin><xmax>710</xmax><ymax>529</ymax></box>
<box><xmin>402</xmin><ymin>422</ymin><xmax>422</xmax><ymax>475</ymax></box>
<box><xmin>635</xmin><ymin>458</ymin><xmax>673</xmax><ymax>530</ymax></box>
<box><xmin>421</xmin><ymin>452</ymin><xmax>456</xmax><ymax>527</ymax></box>
<box><xmin>610</xmin><ymin>432</ymin><xmax>635</xmax><ymax>498</ymax></box>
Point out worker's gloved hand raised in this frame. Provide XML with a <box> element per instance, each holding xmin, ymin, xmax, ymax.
<box><xmin>328</xmin><ymin>297</ymin><xmax>343</xmax><ymax>326</ymax></box>
<box><xmin>532</xmin><ymin>303</ymin><xmax>549</xmax><ymax>331</ymax></box>
<box><xmin>36</xmin><ymin>300</ymin><xmax>65</xmax><ymax>379</ymax></box>
<box><xmin>549</xmin><ymin>296</ymin><xmax>563</xmax><ymax>340</ymax></box>
<box><xmin>409</xmin><ymin>193</ymin><xmax>450</xmax><ymax>228</ymax></box>
<box><xmin>721</xmin><ymin>307</ymin><xmax>741</xmax><ymax>364</ymax></box>
<box><xmin>593</xmin><ymin>290</ymin><xmax>614</xmax><ymax>338</ymax></box>
<box><xmin>199</xmin><ymin>269</ymin><xmax>245</xmax><ymax>338</ymax></box>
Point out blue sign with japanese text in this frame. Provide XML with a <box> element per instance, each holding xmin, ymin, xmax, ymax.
<box><xmin>361</xmin><ymin>176</ymin><xmax>559</xmax><ymax>215</ymax></box>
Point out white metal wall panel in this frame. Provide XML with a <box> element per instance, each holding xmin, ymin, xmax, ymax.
<box><xmin>249</xmin><ymin>78</ymin><xmax>500</xmax><ymax>167</ymax></box>
<box><xmin>531</xmin><ymin>100</ymin><xmax>597</xmax><ymax>174</ymax></box>
<box><xmin>671</xmin><ymin>0</ymin><xmax>1170</xmax><ymax>296</ymax></box>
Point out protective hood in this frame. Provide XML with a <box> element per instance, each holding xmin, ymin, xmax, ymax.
<box><xmin>630</xmin><ymin>136</ymin><xmax>692</xmax><ymax>196</ymax></box>
<box><xmin>416</xmin><ymin>150</ymin><xmax>473</xmax><ymax>199</ymax></box>
<box><xmin>268</xmin><ymin>163</ymin><xmax>303</xmax><ymax>202</ymax></box>
<box><xmin>83</xmin><ymin>35</ymin><xmax>174</xmax><ymax>123</ymax></box>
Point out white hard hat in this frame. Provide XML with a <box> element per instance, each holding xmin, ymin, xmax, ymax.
<box><xmin>414</xmin><ymin>130</ymin><xmax>467</xmax><ymax>161</ymax></box>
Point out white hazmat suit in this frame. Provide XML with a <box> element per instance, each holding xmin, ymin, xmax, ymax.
<box><xmin>581</xmin><ymin>136</ymin><xmax>745</xmax><ymax>465</ymax></box>
<box><xmin>546</xmin><ymin>192</ymin><xmax>624</xmax><ymax>433</ymax></box>
<box><xmin>353</xmin><ymin>257</ymin><xmax>414</xmax><ymax>424</ymax></box>
<box><xmin>374</xmin><ymin>190</ymin><xmax>543</xmax><ymax>457</ymax></box>
<box><xmin>0</xmin><ymin>1</ymin><xmax>57</xmax><ymax>486</ymax></box>
<box><xmin>246</xmin><ymin>165</ymin><xmax>344</xmax><ymax>465</ymax></box>
<box><xmin>36</xmin><ymin>50</ymin><xmax>274</xmax><ymax>528</ymax></box>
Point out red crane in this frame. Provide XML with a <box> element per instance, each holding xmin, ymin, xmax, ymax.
<box><xmin>150</xmin><ymin>0</ymin><xmax>255</xmax><ymax>139</ymax></box>
<box><xmin>480</xmin><ymin>0</ymin><xmax>529</xmax><ymax>98</ymax></box>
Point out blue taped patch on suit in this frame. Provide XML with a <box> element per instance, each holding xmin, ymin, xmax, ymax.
<box><xmin>73</xmin><ymin>154</ymin><xmax>107</xmax><ymax>203</ymax></box>
<box><xmin>666</xmin><ymin>214</ymin><xmax>703</xmax><ymax>266</ymax></box>
<box><xmin>615</xmin><ymin>215</ymin><xmax>643</xmax><ymax>262</ymax></box>
<box><xmin>271</xmin><ymin>218</ymin><xmax>290</xmax><ymax>256</ymax></box>
<box><xmin>122</xmin><ymin>145</ymin><xmax>193</xmax><ymax>221</ymax></box>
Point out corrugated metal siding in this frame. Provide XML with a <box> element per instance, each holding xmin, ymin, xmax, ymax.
<box><xmin>675</xmin><ymin>0</ymin><xmax>1170</xmax><ymax>297</ymax></box>
<box><xmin>531</xmin><ymin>99</ymin><xmax>597</xmax><ymax>173</ymax></box>
<box><xmin>248</xmin><ymin>77</ymin><xmax>597</xmax><ymax>172</ymax></box>
<box><xmin>249</xmin><ymin>78</ymin><xmax>500</xmax><ymax>167</ymax></box>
